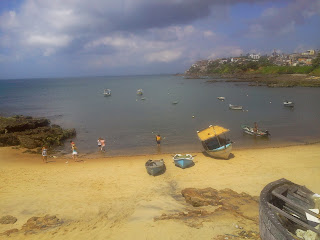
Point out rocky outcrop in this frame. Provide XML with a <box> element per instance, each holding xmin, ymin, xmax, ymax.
<box><xmin>0</xmin><ymin>215</ymin><xmax>17</xmax><ymax>224</ymax></box>
<box><xmin>22</xmin><ymin>215</ymin><xmax>62</xmax><ymax>234</ymax></box>
<box><xmin>0</xmin><ymin>115</ymin><xmax>76</xmax><ymax>149</ymax></box>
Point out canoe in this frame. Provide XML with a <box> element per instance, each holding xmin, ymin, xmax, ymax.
<box><xmin>259</xmin><ymin>178</ymin><xmax>320</xmax><ymax>240</ymax></box>
<box><xmin>197</xmin><ymin>125</ymin><xmax>233</xmax><ymax>160</ymax></box>
<box><xmin>173</xmin><ymin>154</ymin><xmax>194</xmax><ymax>169</ymax></box>
<box><xmin>241</xmin><ymin>125</ymin><xmax>270</xmax><ymax>137</ymax></box>
<box><xmin>229</xmin><ymin>104</ymin><xmax>243</xmax><ymax>110</ymax></box>
<box><xmin>145</xmin><ymin>159</ymin><xmax>166</xmax><ymax>176</ymax></box>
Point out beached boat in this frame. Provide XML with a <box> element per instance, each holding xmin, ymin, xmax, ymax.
<box><xmin>260</xmin><ymin>178</ymin><xmax>320</xmax><ymax>240</ymax></box>
<box><xmin>197</xmin><ymin>125</ymin><xmax>232</xmax><ymax>159</ymax></box>
<box><xmin>103</xmin><ymin>89</ymin><xmax>111</xmax><ymax>96</ymax></box>
<box><xmin>137</xmin><ymin>89</ymin><xmax>143</xmax><ymax>95</ymax></box>
<box><xmin>241</xmin><ymin>125</ymin><xmax>270</xmax><ymax>137</ymax></box>
<box><xmin>217</xmin><ymin>97</ymin><xmax>225</xmax><ymax>101</ymax></box>
<box><xmin>173</xmin><ymin>154</ymin><xmax>194</xmax><ymax>169</ymax></box>
<box><xmin>284</xmin><ymin>101</ymin><xmax>294</xmax><ymax>107</ymax></box>
<box><xmin>229</xmin><ymin>104</ymin><xmax>243</xmax><ymax>110</ymax></box>
<box><xmin>145</xmin><ymin>159</ymin><xmax>166</xmax><ymax>176</ymax></box>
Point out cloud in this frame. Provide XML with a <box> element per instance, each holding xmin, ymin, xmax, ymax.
<box><xmin>247</xmin><ymin>0</ymin><xmax>320</xmax><ymax>37</ymax></box>
<box><xmin>208</xmin><ymin>46</ymin><xmax>244</xmax><ymax>59</ymax></box>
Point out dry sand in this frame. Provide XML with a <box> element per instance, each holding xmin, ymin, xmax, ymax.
<box><xmin>0</xmin><ymin>144</ymin><xmax>319</xmax><ymax>239</ymax></box>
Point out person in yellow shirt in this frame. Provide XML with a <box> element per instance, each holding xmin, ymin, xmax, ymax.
<box><xmin>156</xmin><ymin>134</ymin><xmax>161</xmax><ymax>146</ymax></box>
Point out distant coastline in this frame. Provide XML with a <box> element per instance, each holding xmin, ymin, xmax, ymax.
<box><xmin>182</xmin><ymin>73</ymin><xmax>320</xmax><ymax>87</ymax></box>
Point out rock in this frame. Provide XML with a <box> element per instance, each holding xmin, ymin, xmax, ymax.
<box><xmin>22</xmin><ymin>215</ymin><xmax>62</xmax><ymax>233</ymax></box>
<box><xmin>0</xmin><ymin>215</ymin><xmax>17</xmax><ymax>224</ymax></box>
<box><xmin>0</xmin><ymin>116</ymin><xmax>76</xmax><ymax>149</ymax></box>
<box><xmin>0</xmin><ymin>228</ymin><xmax>19</xmax><ymax>236</ymax></box>
<box><xmin>181</xmin><ymin>188</ymin><xmax>220</xmax><ymax>207</ymax></box>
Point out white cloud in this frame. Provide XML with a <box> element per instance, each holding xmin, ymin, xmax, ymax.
<box><xmin>27</xmin><ymin>34</ymin><xmax>72</xmax><ymax>47</ymax></box>
<box><xmin>144</xmin><ymin>50</ymin><xmax>182</xmax><ymax>63</ymax></box>
<box><xmin>208</xmin><ymin>46</ymin><xmax>244</xmax><ymax>59</ymax></box>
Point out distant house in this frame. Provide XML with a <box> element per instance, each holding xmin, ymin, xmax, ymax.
<box><xmin>231</xmin><ymin>57</ymin><xmax>241</xmax><ymax>63</ymax></box>
<box><xmin>249</xmin><ymin>54</ymin><xmax>260</xmax><ymax>60</ymax></box>
<box><xmin>302</xmin><ymin>50</ymin><xmax>315</xmax><ymax>56</ymax></box>
<box><xmin>219</xmin><ymin>58</ymin><xmax>228</xmax><ymax>64</ymax></box>
<box><xmin>298</xmin><ymin>57</ymin><xmax>312</xmax><ymax>65</ymax></box>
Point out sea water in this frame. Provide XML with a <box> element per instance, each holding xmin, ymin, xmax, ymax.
<box><xmin>1</xmin><ymin>75</ymin><xmax>320</xmax><ymax>156</ymax></box>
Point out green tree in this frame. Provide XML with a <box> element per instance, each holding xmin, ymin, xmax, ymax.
<box><xmin>312</xmin><ymin>53</ymin><xmax>320</xmax><ymax>69</ymax></box>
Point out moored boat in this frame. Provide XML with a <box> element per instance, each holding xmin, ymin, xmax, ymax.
<box><xmin>283</xmin><ymin>101</ymin><xmax>294</xmax><ymax>107</ymax></box>
<box><xmin>103</xmin><ymin>89</ymin><xmax>111</xmax><ymax>96</ymax></box>
<box><xmin>260</xmin><ymin>178</ymin><xmax>320</xmax><ymax>240</ymax></box>
<box><xmin>229</xmin><ymin>104</ymin><xmax>243</xmax><ymax>110</ymax></box>
<box><xmin>173</xmin><ymin>154</ymin><xmax>194</xmax><ymax>169</ymax></box>
<box><xmin>241</xmin><ymin>124</ymin><xmax>270</xmax><ymax>137</ymax></box>
<box><xmin>197</xmin><ymin>125</ymin><xmax>232</xmax><ymax>159</ymax></box>
<box><xmin>217</xmin><ymin>97</ymin><xmax>225</xmax><ymax>101</ymax></box>
<box><xmin>145</xmin><ymin>159</ymin><xmax>166</xmax><ymax>176</ymax></box>
<box><xmin>137</xmin><ymin>89</ymin><xmax>143</xmax><ymax>95</ymax></box>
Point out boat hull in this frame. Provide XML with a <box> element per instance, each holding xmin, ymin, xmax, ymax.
<box><xmin>174</xmin><ymin>159</ymin><xmax>194</xmax><ymax>169</ymax></box>
<box><xmin>206</xmin><ymin>143</ymin><xmax>232</xmax><ymax>159</ymax></box>
<box><xmin>145</xmin><ymin>160</ymin><xmax>166</xmax><ymax>176</ymax></box>
<box><xmin>259</xmin><ymin>178</ymin><xmax>316</xmax><ymax>240</ymax></box>
<box><xmin>242</xmin><ymin>125</ymin><xmax>269</xmax><ymax>137</ymax></box>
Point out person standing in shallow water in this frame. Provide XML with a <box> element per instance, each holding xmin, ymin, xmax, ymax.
<box><xmin>100</xmin><ymin>138</ymin><xmax>106</xmax><ymax>152</ymax></box>
<box><xmin>156</xmin><ymin>134</ymin><xmax>161</xmax><ymax>146</ymax></box>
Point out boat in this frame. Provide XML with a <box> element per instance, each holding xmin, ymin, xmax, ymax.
<box><xmin>217</xmin><ymin>97</ymin><xmax>225</xmax><ymax>101</ymax></box>
<box><xmin>284</xmin><ymin>101</ymin><xmax>294</xmax><ymax>107</ymax></box>
<box><xmin>172</xmin><ymin>101</ymin><xmax>179</xmax><ymax>105</ymax></box>
<box><xmin>197</xmin><ymin>125</ymin><xmax>232</xmax><ymax>159</ymax></box>
<box><xmin>229</xmin><ymin>104</ymin><xmax>243</xmax><ymax>110</ymax></box>
<box><xmin>260</xmin><ymin>178</ymin><xmax>320</xmax><ymax>240</ymax></box>
<box><xmin>173</xmin><ymin>154</ymin><xmax>194</xmax><ymax>169</ymax></box>
<box><xmin>103</xmin><ymin>89</ymin><xmax>111</xmax><ymax>96</ymax></box>
<box><xmin>145</xmin><ymin>159</ymin><xmax>166</xmax><ymax>176</ymax></box>
<box><xmin>137</xmin><ymin>89</ymin><xmax>143</xmax><ymax>95</ymax></box>
<box><xmin>241</xmin><ymin>125</ymin><xmax>270</xmax><ymax>137</ymax></box>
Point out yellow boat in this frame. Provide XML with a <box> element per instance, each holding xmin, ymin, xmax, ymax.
<box><xmin>197</xmin><ymin>125</ymin><xmax>232</xmax><ymax>159</ymax></box>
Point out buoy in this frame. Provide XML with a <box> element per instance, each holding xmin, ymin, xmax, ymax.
<box><xmin>270</xmin><ymin>101</ymin><xmax>272</xmax><ymax>103</ymax></box>
<box><xmin>192</xmin><ymin>116</ymin><xmax>195</xmax><ymax>118</ymax></box>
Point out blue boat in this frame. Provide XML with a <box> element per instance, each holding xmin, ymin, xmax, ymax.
<box><xmin>173</xmin><ymin>154</ymin><xmax>194</xmax><ymax>169</ymax></box>
<box><xmin>145</xmin><ymin>159</ymin><xmax>166</xmax><ymax>176</ymax></box>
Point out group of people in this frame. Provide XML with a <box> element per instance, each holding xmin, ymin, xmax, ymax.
<box><xmin>41</xmin><ymin>134</ymin><xmax>162</xmax><ymax>163</ymax></box>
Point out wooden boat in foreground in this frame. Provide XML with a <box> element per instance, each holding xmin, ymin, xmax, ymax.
<box><xmin>145</xmin><ymin>159</ymin><xmax>166</xmax><ymax>176</ymax></box>
<box><xmin>241</xmin><ymin>125</ymin><xmax>270</xmax><ymax>137</ymax></box>
<box><xmin>173</xmin><ymin>154</ymin><xmax>194</xmax><ymax>169</ymax></box>
<box><xmin>260</xmin><ymin>178</ymin><xmax>320</xmax><ymax>240</ymax></box>
<box><xmin>197</xmin><ymin>125</ymin><xmax>232</xmax><ymax>159</ymax></box>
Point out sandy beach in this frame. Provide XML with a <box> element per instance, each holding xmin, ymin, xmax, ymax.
<box><xmin>0</xmin><ymin>144</ymin><xmax>319</xmax><ymax>240</ymax></box>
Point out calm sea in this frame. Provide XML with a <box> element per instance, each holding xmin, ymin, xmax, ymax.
<box><xmin>1</xmin><ymin>75</ymin><xmax>320</xmax><ymax>156</ymax></box>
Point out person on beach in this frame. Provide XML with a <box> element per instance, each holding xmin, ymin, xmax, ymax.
<box><xmin>97</xmin><ymin>138</ymin><xmax>102</xmax><ymax>150</ymax></box>
<box><xmin>156</xmin><ymin>134</ymin><xmax>161</xmax><ymax>146</ymax></box>
<box><xmin>70</xmin><ymin>140</ymin><xmax>75</xmax><ymax>149</ymax></box>
<box><xmin>253</xmin><ymin>122</ymin><xmax>258</xmax><ymax>133</ymax></box>
<box><xmin>42</xmin><ymin>146</ymin><xmax>48</xmax><ymax>163</ymax></box>
<box><xmin>72</xmin><ymin>145</ymin><xmax>78</xmax><ymax>161</ymax></box>
<box><xmin>100</xmin><ymin>138</ymin><xmax>106</xmax><ymax>152</ymax></box>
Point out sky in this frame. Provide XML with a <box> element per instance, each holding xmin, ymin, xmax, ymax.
<box><xmin>0</xmin><ymin>0</ymin><xmax>319</xmax><ymax>79</ymax></box>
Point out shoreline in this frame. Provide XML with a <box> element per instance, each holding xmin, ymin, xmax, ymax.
<box><xmin>1</xmin><ymin>144</ymin><xmax>319</xmax><ymax>239</ymax></box>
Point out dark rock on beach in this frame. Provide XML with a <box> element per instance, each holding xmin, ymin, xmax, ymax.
<box><xmin>0</xmin><ymin>215</ymin><xmax>17</xmax><ymax>224</ymax></box>
<box><xmin>22</xmin><ymin>215</ymin><xmax>62</xmax><ymax>234</ymax></box>
<box><xmin>0</xmin><ymin>228</ymin><xmax>19</xmax><ymax>236</ymax></box>
<box><xmin>0</xmin><ymin>115</ymin><xmax>76</xmax><ymax>149</ymax></box>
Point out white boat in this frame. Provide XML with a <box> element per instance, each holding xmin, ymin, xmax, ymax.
<box><xmin>229</xmin><ymin>104</ymin><xmax>243</xmax><ymax>110</ymax></box>
<box><xmin>103</xmin><ymin>89</ymin><xmax>111</xmax><ymax>96</ymax></box>
<box><xmin>241</xmin><ymin>125</ymin><xmax>270</xmax><ymax>137</ymax></box>
<box><xmin>137</xmin><ymin>89</ymin><xmax>143</xmax><ymax>95</ymax></box>
<box><xmin>197</xmin><ymin>125</ymin><xmax>233</xmax><ymax>159</ymax></box>
<box><xmin>217</xmin><ymin>97</ymin><xmax>225</xmax><ymax>100</ymax></box>
<box><xmin>173</xmin><ymin>154</ymin><xmax>194</xmax><ymax>169</ymax></box>
<box><xmin>283</xmin><ymin>101</ymin><xmax>294</xmax><ymax>107</ymax></box>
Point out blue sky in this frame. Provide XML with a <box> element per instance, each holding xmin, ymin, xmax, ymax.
<box><xmin>0</xmin><ymin>0</ymin><xmax>319</xmax><ymax>79</ymax></box>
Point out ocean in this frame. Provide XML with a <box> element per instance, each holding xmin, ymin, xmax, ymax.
<box><xmin>1</xmin><ymin>75</ymin><xmax>320</xmax><ymax>156</ymax></box>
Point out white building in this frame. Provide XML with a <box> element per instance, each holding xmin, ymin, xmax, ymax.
<box><xmin>249</xmin><ymin>54</ymin><xmax>261</xmax><ymax>60</ymax></box>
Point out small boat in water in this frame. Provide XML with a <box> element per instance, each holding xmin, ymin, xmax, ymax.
<box><xmin>197</xmin><ymin>125</ymin><xmax>232</xmax><ymax>159</ymax></box>
<box><xmin>241</xmin><ymin>125</ymin><xmax>270</xmax><ymax>137</ymax></box>
<box><xmin>103</xmin><ymin>89</ymin><xmax>111</xmax><ymax>96</ymax></box>
<box><xmin>259</xmin><ymin>178</ymin><xmax>320</xmax><ymax>240</ymax></box>
<box><xmin>145</xmin><ymin>159</ymin><xmax>166</xmax><ymax>176</ymax></box>
<box><xmin>217</xmin><ymin>97</ymin><xmax>225</xmax><ymax>101</ymax></box>
<box><xmin>229</xmin><ymin>104</ymin><xmax>243</xmax><ymax>110</ymax></box>
<box><xmin>283</xmin><ymin>101</ymin><xmax>294</xmax><ymax>107</ymax></box>
<box><xmin>173</xmin><ymin>154</ymin><xmax>194</xmax><ymax>169</ymax></box>
<box><xmin>137</xmin><ymin>89</ymin><xmax>143</xmax><ymax>95</ymax></box>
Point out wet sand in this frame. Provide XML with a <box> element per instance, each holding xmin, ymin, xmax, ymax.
<box><xmin>0</xmin><ymin>144</ymin><xmax>319</xmax><ymax>239</ymax></box>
